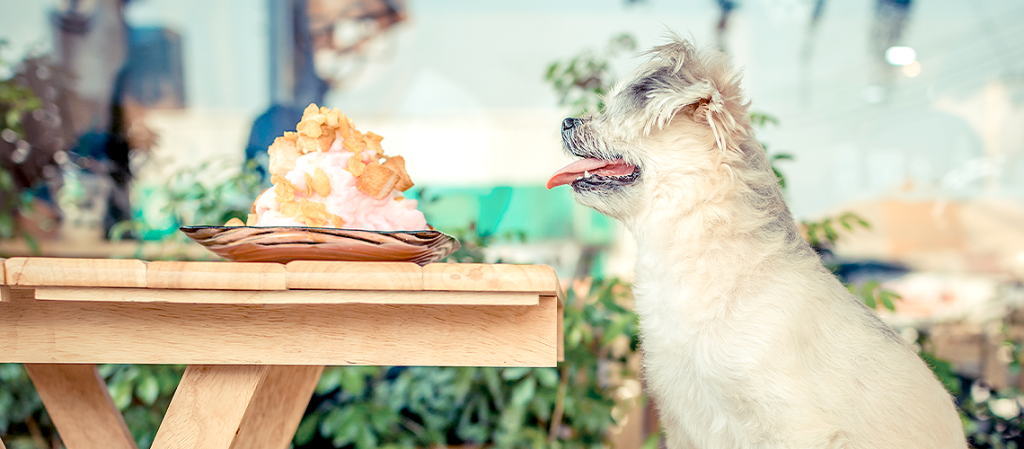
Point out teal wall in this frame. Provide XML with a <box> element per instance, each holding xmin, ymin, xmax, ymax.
<box><xmin>412</xmin><ymin>185</ymin><xmax>617</xmax><ymax>246</ymax></box>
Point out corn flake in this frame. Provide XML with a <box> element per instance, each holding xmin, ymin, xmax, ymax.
<box><xmin>280</xmin><ymin>201</ymin><xmax>300</xmax><ymax>217</ymax></box>
<box><xmin>298</xmin><ymin>199</ymin><xmax>332</xmax><ymax>226</ymax></box>
<box><xmin>346</xmin><ymin>154</ymin><xmax>366</xmax><ymax>177</ymax></box>
<box><xmin>308</xmin><ymin>168</ymin><xmax>331</xmax><ymax>197</ymax></box>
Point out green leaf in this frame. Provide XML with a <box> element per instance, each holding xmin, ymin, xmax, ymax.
<box><xmin>456</xmin><ymin>395</ymin><xmax>490</xmax><ymax>443</ymax></box>
<box><xmin>369</xmin><ymin>405</ymin><xmax>399</xmax><ymax>433</ymax></box>
<box><xmin>356</xmin><ymin>425</ymin><xmax>379</xmax><ymax>449</ymax></box>
<box><xmin>109</xmin><ymin>380</ymin><xmax>133</xmax><ymax>410</ymax></box>
<box><xmin>920</xmin><ymin>351</ymin><xmax>960</xmax><ymax>396</ymax></box>
<box><xmin>293</xmin><ymin>414</ymin><xmax>319</xmax><ymax>445</ymax></box>
<box><xmin>879</xmin><ymin>290</ymin><xmax>897</xmax><ymax>312</ymax></box>
<box><xmin>6</xmin><ymin>109</ymin><xmax>19</xmax><ymax>127</ymax></box>
<box><xmin>822</xmin><ymin>221</ymin><xmax>838</xmax><ymax>243</ymax></box>
<box><xmin>324</xmin><ymin>407</ymin><xmax>362</xmax><ymax>446</ymax></box>
<box><xmin>534</xmin><ymin>367</ymin><xmax>559</xmax><ymax>388</ymax></box>
<box><xmin>501</xmin><ymin>367</ymin><xmax>530</xmax><ymax>381</ymax></box>
<box><xmin>860</xmin><ymin>286</ymin><xmax>876</xmax><ymax>309</ymax></box>
<box><xmin>316</xmin><ymin>367</ymin><xmax>343</xmax><ymax>394</ymax></box>
<box><xmin>510</xmin><ymin>376</ymin><xmax>537</xmax><ymax>408</ymax></box>
<box><xmin>135</xmin><ymin>375</ymin><xmax>160</xmax><ymax>405</ymax></box>
<box><xmin>341</xmin><ymin>367</ymin><xmax>367</xmax><ymax>395</ymax></box>
<box><xmin>482</xmin><ymin>368</ymin><xmax>505</xmax><ymax>411</ymax></box>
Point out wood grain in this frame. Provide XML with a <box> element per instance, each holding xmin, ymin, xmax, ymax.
<box><xmin>4</xmin><ymin>257</ymin><xmax>147</xmax><ymax>288</ymax></box>
<box><xmin>0</xmin><ymin>257</ymin><xmax>5</xmax><ymax>285</ymax></box>
<box><xmin>24</xmin><ymin>364</ymin><xmax>137</xmax><ymax>449</ymax></box>
<box><xmin>1</xmin><ymin>287</ymin><xmax>33</xmax><ymax>302</ymax></box>
<box><xmin>230</xmin><ymin>365</ymin><xmax>324</xmax><ymax>449</ymax></box>
<box><xmin>285</xmin><ymin>261</ymin><xmax>422</xmax><ymax>290</ymax></box>
<box><xmin>423</xmin><ymin>263</ymin><xmax>558</xmax><ymax>295</ymax></box>
<box><xmin>146</xmin><ymin>259</ymin><xmax>286</xmax><ymax>291</ymax></box>
<box><xmin>151</xmin><ymin>365</ymin><xmax>269</xmax><ymax>449</ymax></box>
<box><xmin>147</xmin><ymin>261</ymin><xmax>287</xmax><ymax>291</ymax></box>
<box><xmin>0</xmin><ymin>298</ymin><xmax>559</xmax><ymax>367</ymax></box>
<box><xmin>33</xmin><ymin>287</ymin><xmax>538</xmax><ymax>306</ymax></box>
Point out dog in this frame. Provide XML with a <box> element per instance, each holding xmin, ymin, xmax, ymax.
<box><xmin>547</xmin><ymin>35</ymin><xmax>967</xmax><ymax>449</ymax></box>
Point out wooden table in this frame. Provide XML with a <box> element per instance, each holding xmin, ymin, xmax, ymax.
<box><xmin>0</xmin><ymin>257</ymin><xmax>563</xmax><ymax>449</ymax></box>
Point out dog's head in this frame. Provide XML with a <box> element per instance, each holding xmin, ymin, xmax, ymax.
<box><xmin>548</xmin><ymin>36</ymin><xmax>767</xmax><ymax>226</ymax></box>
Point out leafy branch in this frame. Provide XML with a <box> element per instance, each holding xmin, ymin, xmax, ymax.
<box><xmin>544</xmin><ymin>33</ymin><xmax>637</xmax><ymax>117</ymax></box>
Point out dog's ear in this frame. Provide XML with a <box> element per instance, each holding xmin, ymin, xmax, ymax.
<box><xmin>694</xmin><ymin>89</ymin><xmax>748</xmax><ymax>154</ymax></box>
<box><xmin>644</xmin><ymin>38</ymin><xmax>750</xmax><ymax>153</ymax></box>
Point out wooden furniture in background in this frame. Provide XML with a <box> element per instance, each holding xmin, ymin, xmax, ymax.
<box><xmin>0</xmin><ymin>257</ymin><xmax>563</xmax><ymax>449</ymax></box>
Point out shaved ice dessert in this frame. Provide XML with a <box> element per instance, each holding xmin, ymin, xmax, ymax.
<box><xmin>227</xmin><ymin>103</ymin><xmax>427</xmax><ymax>231</ymax></box>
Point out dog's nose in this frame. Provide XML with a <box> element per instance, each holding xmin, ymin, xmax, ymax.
<box><xmin>562</xmin><ymin>118</ymin><xmax>576</xmax><ymax>131</ymax></box>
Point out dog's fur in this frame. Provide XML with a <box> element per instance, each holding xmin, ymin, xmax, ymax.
<box><xmin>554</xmin><ymin>36</ymin><xmax>967</xmax><ymax>448</ymax></box>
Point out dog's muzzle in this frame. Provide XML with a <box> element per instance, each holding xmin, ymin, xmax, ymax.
<box><xmin>547</xmin><ymin>117</ymin><xmax>640</xmax><ymax>190</ymax></box>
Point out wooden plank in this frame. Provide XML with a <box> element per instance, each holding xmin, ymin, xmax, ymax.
<box><xmin>423</xmin><ymin>263</ymin><xmax>558</xmax><ymax>295</ymax></box>
<box><xmin>0</xmin><ymin>298</ymin><xmax>559</xmax><ymax>367</ymax></box>
<box><xmin>24</xmin><ymin>364</ymin><xmax>137</xmax><ymax>449</ymax></box>
<box><xmin>151</xmin><ymin>365</ymin><xmax>269</xmax><ymax>449</ymax></box>
<box><xmin>4</xmin><ymin>257</ymin><xmax>146</xmax><ymax>288</ymax></box>
<box><xmin>0</xmin><ymin>257</ymin><xmax>5</xmax><ymax>285</ymax></box>
<box><xmin>551</xmin><ymin>296</ymin><xmax>564</xmax><ymax>362</ymax></box>
<box><xmin>231</xmin><ymin>365</ymin><xmax>324</xmax><ymax>449</ymax></box>
<box><xmin>34</xmin><ymin>287</ymin><xmax>538</xmax><ymax>306</ymax></box>
<box><xmin>1</xmin><ymin>287</ymin><xmax>33</xmax><ymax>302</ymax></box>
<box><xmin>147</xmin><ymin>261</ymin><xmax>287</xmax><ymax>291</ymax></box>
<box><xmin>286</xmin><ymin>261</ymin><xmax>422</xmax><ymax>290</ymax></box>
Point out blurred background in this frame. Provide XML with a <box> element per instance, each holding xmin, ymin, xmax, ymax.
<box><xmin>1</xmin><ymin>0</ymin><xmax>1023</xmax><ymax>448</ymax></box>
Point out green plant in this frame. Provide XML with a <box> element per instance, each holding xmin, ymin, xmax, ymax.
<box><xmin>0</xmin><ymin>363</ymin><xmax>184</xmax><ymax>449</ymax></box>
<box><xmin>295</xmin><ymin>276</ymin><xmax>639</xmax><ymax>449</ymax></box>
<box><xmin>845</xmin><ymin>280</ymin><xmax>900</xmax><ymax>312</ymax></box>
<box><xmin>0</xmin><ymin>39</ymin><xmax>43</xmax><ymax>247</ymax></box>
<box><xmin>158</xmin><ymin>158</ymin><xmax>266</xmax><ymax>227</ymax></box>
<box><xmin>545</xmin><ymin>33</ymin><xmax>637</xmax><ymax>117</ymax></box>
<box><xmin>801</xmin><ymin>211</ymin><xmax>871</xmax><ymax>254</ymax></box>
<box><xmin>109</xmin><ymin>158</ymin><xmax>267</xmax><ymax>259</ymax></box>
<box><xmin>0</xmin><ymin>364</ymin><xmax>54</xmax><ymax>449</ymax></box>
<box><xmin>100</xmin><ymin>365</ymin><xmax>184</xmax><ymax>448</ymax></box>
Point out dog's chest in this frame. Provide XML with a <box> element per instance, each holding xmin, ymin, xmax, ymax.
<box><xmin>632</xmin><ymin>276</ymin><xmax>782</xmax><ymax>444</ymax></box>
<box><xmin>632</xmin><ymin>276</ymin><xmax>767</xmax><ymax>367</ymax></box>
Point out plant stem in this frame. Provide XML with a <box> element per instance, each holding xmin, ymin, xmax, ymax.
<box><xmin>25</xmin><ymin>414</ymin><xmax>48</xmax><ymax>449</ymax></box>
<box><xmin>547</xmin><ymin>364</ymin><xmax>570</xmax><ymax>443</ymax></box>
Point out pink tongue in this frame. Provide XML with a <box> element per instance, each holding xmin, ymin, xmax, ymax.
<box><xmin>546</xmin><ymin>158</ymin><xmax>633</xmax><ymax>189</ymax></box>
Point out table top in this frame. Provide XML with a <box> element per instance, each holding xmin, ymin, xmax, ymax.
<box><xmin>0</xmin><ymin>257</ymin><xmax>564</xmax><ymax>367</ymax></box>
<box><xmin>1</xmin><ymin>257</ymin><xmax>560</xmax><ymax>302</ymax></box>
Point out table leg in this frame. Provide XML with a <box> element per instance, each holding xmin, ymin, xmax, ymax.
<box><xmin>23</xmin><ymin>364</ymin><xmax>138</xmax><ymax>449</ymax></box>
<box><xmin>151</xmin><ymin>365</ymin><xmax>323</xmax><ymax>449</ymax></box>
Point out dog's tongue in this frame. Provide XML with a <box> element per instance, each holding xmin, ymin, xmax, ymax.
<box><xmin>546</xmin><ymin>158</ymin><xmax>633</xmax><ymax>189</ymax></box>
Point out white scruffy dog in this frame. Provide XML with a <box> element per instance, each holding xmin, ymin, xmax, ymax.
<box><xmin>547</xmin><ymin>35</ymin><xmax>967</xmax><ymax>449</ymax></box>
